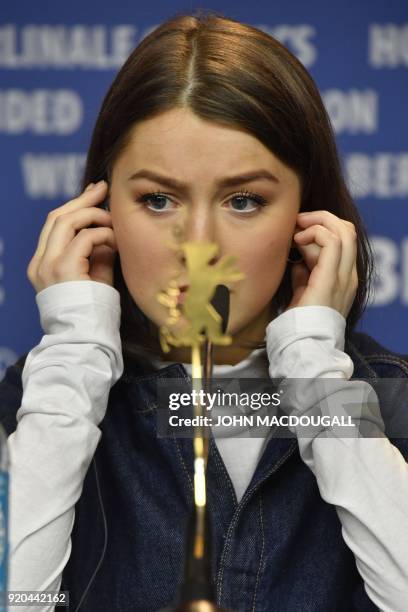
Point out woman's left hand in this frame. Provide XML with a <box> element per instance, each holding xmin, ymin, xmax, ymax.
<box><xmin>285</xmin><ymin>210</ymin><xmax>359</xmax><ymax>318</ymax></box>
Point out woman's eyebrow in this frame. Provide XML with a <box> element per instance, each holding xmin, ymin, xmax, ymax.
<box><xmin>127</xmin><ymin>168</ymin><xmax>280</xmax><ymax>189</ymax></box>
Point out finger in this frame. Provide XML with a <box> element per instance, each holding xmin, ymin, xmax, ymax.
<box><xmin>294</xmin><ymin>224</ymin><xmax>342</xmax><ymax>294</ymax></box>
<box><xmin>346</xmin><ymin>261</ymin><xmax>359</xmax><ymax>310</ymax></box>
<box><xmin>89</xmin><ymin>245</ymin><xmax>117</xmax><ymax>285</ymax></box>
<box><xmin>292</xmin><ymin>237</ymin><xmax>321</xmax><ymax>269</ymax></box>
<box><xmin>31</xmin><ymin>181</ymin><xmax>108</xmax><ymax>266</ymax></box>
<box><xmin>291</xmin><ymin>261</ymin><xmax>310</xmax><ymax>296</ymax></box>
<box><xmin>297</xmin><ymin>211</ymin><xmax>357</xmax><ymax>287</ymax></box>
<box><xmin>40</xmin><ymin>208</ymin><xmax>113</xmax><ymax>261</ymax></box>
<box><xmin>50</xmin><ymin>227</ymin><xmax>117</xmax><ymax>282</ymax></box>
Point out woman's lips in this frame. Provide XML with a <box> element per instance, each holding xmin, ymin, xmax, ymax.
<box><xmin>177</xmin><ymin>288</ymin><xmax>188</xmax><ymax>304</ymax></box>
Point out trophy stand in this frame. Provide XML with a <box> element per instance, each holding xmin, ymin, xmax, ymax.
<box><xmin>157</xmin><ymin>242</ymin><xmax>244</xmax><ymax>612</ymax></box>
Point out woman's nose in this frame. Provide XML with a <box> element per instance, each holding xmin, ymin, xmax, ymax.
<box><xmin>185</xmin><ymin>210</ymin><xmax>215</xmax><ymax>243</ymax></box>
<box><xmin>173</xmin><ymin>207</ymin><xmax>218</xmax><ymax>241</ymax></box>
<box><xmin>173</xmin><ymin>211</ymin><xmax>220</xmax><ymax>265</ymax></box>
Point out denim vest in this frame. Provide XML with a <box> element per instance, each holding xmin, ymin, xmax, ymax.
<box><xmin>1</xmin><ymin>330</ymin><xmax>408</xmax><ymax>612</ymax></box>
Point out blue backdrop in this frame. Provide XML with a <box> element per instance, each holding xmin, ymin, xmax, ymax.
<box><xmin>1</xmin><ymin>0</ymin><xmax>407</xmax><ymax>379</ymax></box>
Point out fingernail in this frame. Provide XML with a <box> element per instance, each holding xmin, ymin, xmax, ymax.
<box><xmin>93</xmin><ymin>180</ymin><xmax>106</xmax><ymax>189</ymax></box>
<box><xmin>86</xmin><ymin>180</ymin><xmax>106</xmax><ymax>191</ymax></box>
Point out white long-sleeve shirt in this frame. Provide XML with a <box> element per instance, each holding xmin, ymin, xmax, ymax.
<box><xmin>5</xmin><ymin>280</ymin><xmax>408</xmax><ymax>611</ymax></box>
<box><xmin>7</xmin><ymin>281</ymin><xmax>123</xmax><ymax>611</ymax></box>
<box><xmin>266</xmin><ymin>307</ymin><xmax>408</xmax><ymax>611</ymax></box>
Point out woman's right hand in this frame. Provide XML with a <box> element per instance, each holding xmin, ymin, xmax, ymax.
<box><xmin>27</xmin><ymin>180</ymin><xmax>117</xmax><ymax>294</ymax></box>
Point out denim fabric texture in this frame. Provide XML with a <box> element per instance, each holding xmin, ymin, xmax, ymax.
<box><xmin>1</xmin><ymin>330</ymin><xmax>407</xmax><ymax>612</ymax></box>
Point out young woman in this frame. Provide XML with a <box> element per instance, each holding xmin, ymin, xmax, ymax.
<box><xmin>1</xmin><ymin>11</ymin><xmax>408</xmax><ymax>612</ymax></box>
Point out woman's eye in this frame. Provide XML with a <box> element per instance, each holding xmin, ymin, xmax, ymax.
<box><xmin>138</xmin><ymin>193</ymin><xmax>175</xmax><ymax>213</ymax></box>
<box><xmin>228</xmin><ymin>192</ymin><xmax>267</xmax><ymax>214</ymax></box>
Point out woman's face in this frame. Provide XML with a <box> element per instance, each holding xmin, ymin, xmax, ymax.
<box><xmin>109</xmin><ymin>107</ymin><xmax>301</xmax><ymax>362</ymax></box>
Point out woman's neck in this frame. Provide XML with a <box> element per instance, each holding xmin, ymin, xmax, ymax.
<box><xmin>161</xmin><ymin>343</ymin><xmax>262</xmax><ymax>366</ymax></box>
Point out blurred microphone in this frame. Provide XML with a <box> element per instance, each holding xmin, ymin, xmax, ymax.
<box><xmin>211</xmin><ymin>285</ymin><xmax>230</xmax><ymax>333</ymax></box>
<box><xmin>204</xmin><ymin>285</ymin><xmax>229</xmax><ymax>383</ymax></box>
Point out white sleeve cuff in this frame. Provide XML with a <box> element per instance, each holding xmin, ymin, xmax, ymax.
<box><xmin>21</xmin><ymin>280</ymin><xmax>124</xmax><ymax>424</ymax></box>
<box><xmin>266</xmin><ymin>306</ymin><xmax>354</xmax><ymax>380</ymax></box>
<box><xmin>36</xmin><ymin>280</ymin><xmax>121</xmax><ymax>319</ymax></box>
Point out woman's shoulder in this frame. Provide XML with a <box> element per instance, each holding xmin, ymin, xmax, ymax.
<box><xmin>0</xmin><ymin>350</ymin><xmax>156</xmax><ymax>437</ymax></box>
<box><xmin>346</xmin><ymin>330</ymin><xmax>408</xmax><ymax>379</ymax></box>
<box><xmin>347</xmin><ymin>331</ymin><xmax>408</xmax><ymax>457</ymax></box>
